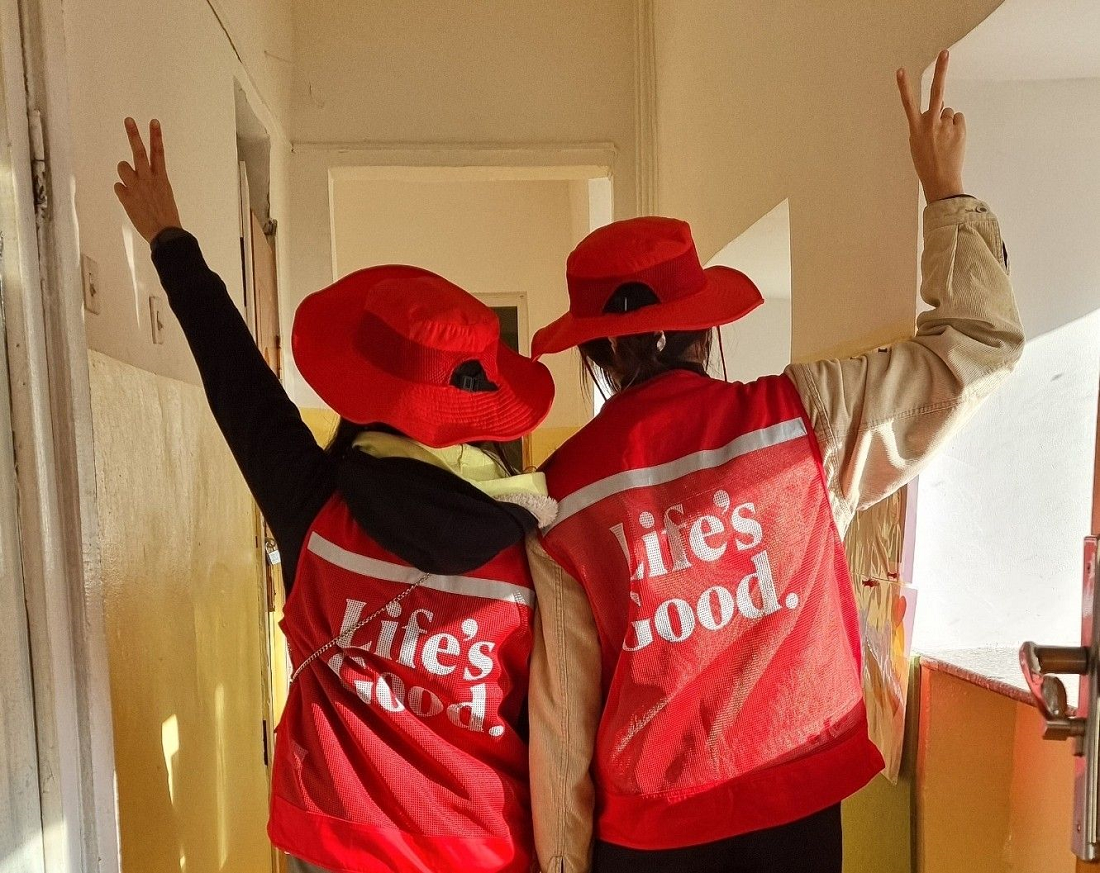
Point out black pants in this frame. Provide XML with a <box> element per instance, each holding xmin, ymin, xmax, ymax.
<box><xmin>592</xmin><ymin>804</ymin><xmax>842</xmax><ymax>873</ymax></box>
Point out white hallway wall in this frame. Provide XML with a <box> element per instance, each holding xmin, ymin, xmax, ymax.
<box><xmin>706</xmin><ymin>199</ymin><xmax>793</xmax><ymax>384</ymax></box>
<box><xmin>66</xmin><ymin>0</ymin><xmax>294</xmax><ymax>382</ymax></box>
<box><xmin>58</xmin><ymin>1</ymin><xmax>296</xmax><ymax>870</ymax></box>
<box><xmin>912</xmin><ymin>77</ymin><xmax>1100</xmax><ymax>652</ymax></box>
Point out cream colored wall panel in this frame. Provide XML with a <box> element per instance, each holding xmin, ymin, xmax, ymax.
<box><xmin>89</xmin><ymin>351</ymin><xmax>271</xmax><ymax>873</ymax></box>
<box><xmin>291</xmin><ymin>0</ymin><xmax>635</xmax><ymax>187</ymax></box>
<box><xmin>652</xmin><ymin>0</ymin><xmax>1005</xmax><ymax>362</ymax></box>
<box><xmin>63</xmin><ymin>0</ymin><xmax>292</xmax><ymax>384</ymax></box>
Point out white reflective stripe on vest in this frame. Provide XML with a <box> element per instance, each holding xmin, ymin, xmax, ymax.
<box><xmin>547</xmin><ymin>417</ymin><xmax>808</xmax><ymax>531</ymax></box>
<box><xmin>307</xmin><ymin>532</ymin><xmax>536</xmax><ymax>609</ymax></box>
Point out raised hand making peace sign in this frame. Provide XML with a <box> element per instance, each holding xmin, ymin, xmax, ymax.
<box><xmin>114</xmin><ymin>117</ymin><xmax>182</xmax><ymax>243</ymax></box>
<box><xmin>897</xmin><ymin>49</ymin><xmax>966</xmax><ymax>203</ymax></box>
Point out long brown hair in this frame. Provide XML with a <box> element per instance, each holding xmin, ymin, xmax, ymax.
<box><xmin>580</xmin><ymin>328</ymin><xmax>713</xmax><ymax>395</ymax></box>
<box><xmin>576</xmin><ymin>280</ymin><xmax>715</xmax><ymax>395</ymax></box>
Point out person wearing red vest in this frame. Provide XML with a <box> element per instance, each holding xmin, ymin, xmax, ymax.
<box><xmin>114</xmin><ymin>120</ymin><xmax>557</xmax><ymax>873</ymax></box>
<box><xmin>525</xmin><ymin>53</ymin><xmax>1023</xmax><ymax>872</ymax></box>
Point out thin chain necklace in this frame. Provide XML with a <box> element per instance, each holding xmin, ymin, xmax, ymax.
<box><xmin>289</xmin><ymin>570</ymin><xmax>431</xmax><ymax>684</ymax></box>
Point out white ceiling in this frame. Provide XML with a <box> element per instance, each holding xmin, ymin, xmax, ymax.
<box><xmin>947</xmin><ymin>0</ymin><xmax>1100</xmax><ymax>81</ymax></box>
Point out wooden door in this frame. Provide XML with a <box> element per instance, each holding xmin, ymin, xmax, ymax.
<box><xmin>239</xmin><ymin>160</ymin><xmax>287</xmax><ymax>873</ymax></box>
<box><xmin>250</xmin><ymin>212</ymin><xmax>282</xmax><ymax>379</ymax></box>
<box><xmin>248</xmin><ymin>210</ymin><xmax>291</xmax><ymax>717</ymax></box>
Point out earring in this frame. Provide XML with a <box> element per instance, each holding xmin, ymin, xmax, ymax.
<box><xmin>656</xmin><ymin>331</ymin><xmax>667</xmax><ymax>353</ymax></box>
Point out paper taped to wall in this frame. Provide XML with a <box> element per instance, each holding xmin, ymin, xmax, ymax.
<box><xmin>845</xmin><ymin>488</ymin><xmax>915</xmax><ymax>782</ymax></box>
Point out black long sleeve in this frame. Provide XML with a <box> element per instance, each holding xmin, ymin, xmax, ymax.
<box><xmin>151</xmin><ymin>232</ymin><xmax>336</xmax><ymax>585</ymax></box>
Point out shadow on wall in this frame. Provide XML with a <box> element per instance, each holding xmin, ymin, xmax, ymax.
<box><xmin>706</xmin><ymin>199</ymin><xmax>792</xmax><ymax>384</ymax></box>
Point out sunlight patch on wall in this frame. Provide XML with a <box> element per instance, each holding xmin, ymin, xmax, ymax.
<box><xmin>161</xmin><ymin>714</ymin><xmax>180</xmax><ymax>805</ymax></box>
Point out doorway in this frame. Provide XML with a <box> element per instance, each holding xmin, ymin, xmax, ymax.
<box><xmin>321</xmin><ymin>168</ymin><xmax>613</xmax><ymax>467</ymax></box>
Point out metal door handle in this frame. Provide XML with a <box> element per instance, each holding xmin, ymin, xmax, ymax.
<box><xmin>1020</xmin><ymin>536</ymin><xmax>1100</xmax><ymax>861</ymax></box>
<box><xmin>1019</xmin><ymin>642</ymin><xmax>1087</xmax><ymax>742</ymax></box>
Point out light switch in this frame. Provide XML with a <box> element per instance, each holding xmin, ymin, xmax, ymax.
<box><xmin>81</xmin><ymin>254</ymin><xmax>100</xmax><ymax>314</ymax></box>
<box><xmin>149</xmin><ymin>296</ymin><xmax>165</xmax><ymax>345</ymax></box>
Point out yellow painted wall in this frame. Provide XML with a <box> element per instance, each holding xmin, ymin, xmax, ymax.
<box><xmin>529</xmin><ymin>426</ymin><xmax>582</xmax><ymax>469</ymax></box>
<box><xmin>916</xmin><ymin>667</ymin><xmax>1078</xmax><ymax>873</ymax></box>
<box><xmin>842</xmin><ymin>659</ymin><xmax>920</xmax><ymax>873</ymax></box>
<box><xmin>64</xmin><ymin>0</ymin><xmax>294</xmax><ymax>866</ymax></box>
<box><xmin>301</xmin><ymin>407</ymin><xmax>338</xmax><ymax>446</ymax></box>
<box><xmin>89</xmin><ymin>351</ymin><xmax>273</xmax><ymax>873</ymax></box>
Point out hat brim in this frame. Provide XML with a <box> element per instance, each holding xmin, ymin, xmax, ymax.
<box><xmin>293</xmin><ymin>266</ymin><xmax>555</xmax><ymax>448</ymax></box>
<box><xmin>531</xmin><ymin>266</ymin><xmax>764</xmax><ymax>359</ymax></box>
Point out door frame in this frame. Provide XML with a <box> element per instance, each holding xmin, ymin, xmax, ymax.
<box><xmin>238</xmin><ymin>166</ymin><xmax>289</xmax><ymax>873</ymax></box>
<box><xmin>477</xmin><ymin>291</ymin><xmax>531</xmax><ymax>467</ymax></box>
<box><xmin>477</xmin><ymin>291</ymin><xmax>531</xmax><ymax>356</ymax></box>
<box><xmin>318</xmin><ymin>152</ymin><xmax>618</xmax><ymax>284</ymax></box>
<box><xmin>0</xmin><ymin>0</ymin><xmax>120</xmax><ymax>871</ymax></box>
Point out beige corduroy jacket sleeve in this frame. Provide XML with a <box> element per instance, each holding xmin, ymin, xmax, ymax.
<box><xmin>526</xmin><ymin>195</ymin><xmax>1024</xmax><ymax>873</ymax></box>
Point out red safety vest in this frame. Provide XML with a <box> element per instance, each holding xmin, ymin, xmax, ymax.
<box><xmin>540</xmin><ymin>369</ymin><xmax>883</xmax><ymax>850</ymax></box>
<box><xmin>268</xmin><ymin>495</ymin><xmax>535</xmax><ymax>873</ymax></box>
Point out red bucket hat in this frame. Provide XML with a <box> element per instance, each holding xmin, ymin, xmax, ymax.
<box><xmin>292</xmin><ymin>265</ymin><xmax>554</xmax><ymax>448</ymax></box>
<box><xmin>532</xmin><ymin>216</ymin><xmax>763</xmax><ymax>358</ymax></box>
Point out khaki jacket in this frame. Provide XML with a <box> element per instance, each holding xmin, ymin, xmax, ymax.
<box><xmin>526</xmin><ymin>196</ymin><xmax>1024</xmax><ymax>873</ymax></box>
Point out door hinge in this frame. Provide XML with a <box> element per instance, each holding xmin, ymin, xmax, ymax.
<box><xmin>28</xmin><ymin>109</ymin><xmax>48</xmax><ymax>220</ymax></box>
<box><xmin>261</xmin><ymin>718</ymin><xmax>270</xmax><ymax>767</ymax></box>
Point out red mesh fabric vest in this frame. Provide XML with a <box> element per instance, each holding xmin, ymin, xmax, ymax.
<box><xmin>540</xmin><ymin>370</ymin><xmax>883</xmax><ymax>850</ymax></box>
<box><xmin>268</xmin><ymin>495</ymin><xmax>535</xmax><ymax>872</ymax></box>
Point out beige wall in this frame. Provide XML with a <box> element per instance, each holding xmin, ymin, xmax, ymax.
<box><xmin>706</xmin><ymin>199</ymin><xmax>793</xmax><ymax>383</ymax></box>
<box><xmin>66</xmin><ymin>0</ymin><xmax>293</xmax><ymax>383</ymax></box>
<box><xmin>652</xmin><ymin>0</ymin><xmax>1004</xmax><ymax>361</ymax></box>
<box><xmin>290</xmin><ymin>0</ymin><xmax>636</xmax><ymax>169</ymax></box>
<box><xmin>61</xmin><ymin>0</ymin><xmax>294</xmax><ymax>869</ymax></box>
<box><xmin>286</xmin><ymin>0</ymin><xmax>637</xmax><ymax>407</ymax></box>
<box><xmin>329</xmin><ymin>176</ymin><xmax>587</xmax><ymax>430</ymax></box>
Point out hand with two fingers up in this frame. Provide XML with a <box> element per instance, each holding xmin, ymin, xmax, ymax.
<box><xmin>113</xmin><ymin>117</ymin><xmax>182</xmax><ymax>243</ymax></box>
<box><xmin>897</xmin><ymin>49</ymin><xmax>966</xmax><ymax>203</ymax></box>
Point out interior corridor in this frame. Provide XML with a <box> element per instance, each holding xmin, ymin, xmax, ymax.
<box><xmin>1</xmin><ymin>2</ymin><xmax>1098</xmax><ymax>873</ymax></box>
